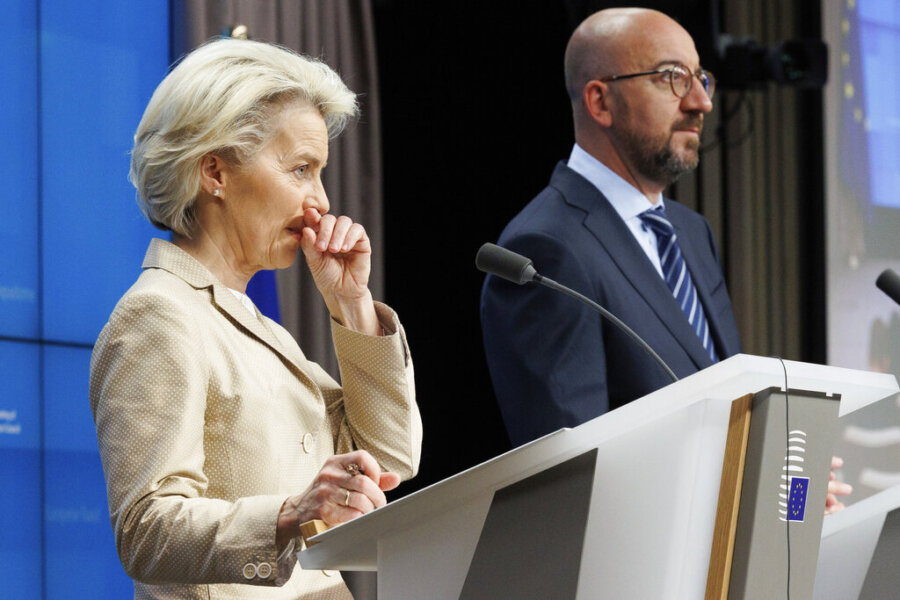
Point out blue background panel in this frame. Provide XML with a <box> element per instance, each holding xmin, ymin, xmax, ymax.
<box><xmin>44</xmin><ymin>345</ymin><xmax>101</xmax><ymax>454</ymax></box>
<box><xmin>0</xmin><ymin>341</ymin><xmax>41</xmax><ymax>450</ymax></box>
<box><xmin>44</xmin><ymin>449</ymin><xmax>132</xmax><ymax>599</ymax></box>
<box><xmin>0</xmin><ymin>0</ymin><xmax>40</xmax><ymax>339</ymax></box>
<box><xmin>860</xmin><ymin>0</ymin><xmax>900</xmax><ymax>209</ymax></box>
<box><xmin>44</xmin><ymin>346</ymin><xmax>131</xmax><ymax>599</ymax></box>
<box><xmin>0</xmin><ymin>447</ymin><xmax>41</xmax><ymax>600</ymax></box>
<box><xmin>40</xmin><ymin>0</ymin><xmax>170</xmax><ymax>345</ymax></box>
<box><xmin>0</xmin><ymin>341</ymin><xmax>41</xmax><ymax>600</ymax></box>
<box><xmin>1</xmin><ymin>0</ymin><xmax>171</xmax><ymax>597</ymax></box>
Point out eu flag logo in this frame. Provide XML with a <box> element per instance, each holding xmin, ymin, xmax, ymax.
<box><xmin>787</xmin><ymin>477</ymin><xmax>810</xmax><ymax>522</ymax></box>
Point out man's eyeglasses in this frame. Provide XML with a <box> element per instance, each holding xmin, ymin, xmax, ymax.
<box><xmin>600</xmin><ymin>64</ymin><xmax>716</xmax><ymax>100</ymax></box>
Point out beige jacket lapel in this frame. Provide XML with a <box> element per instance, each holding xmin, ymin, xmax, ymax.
<box><xmin>141</xmin><ymin>239</ymin><xmax>320</xmax><ymax>387</ymax></box>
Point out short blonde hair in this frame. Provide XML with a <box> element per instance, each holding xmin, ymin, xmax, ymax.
<box><xmin>130</xmin><ymin>38</ymin><xmax>358</xmax><ymax>236</ymax></box>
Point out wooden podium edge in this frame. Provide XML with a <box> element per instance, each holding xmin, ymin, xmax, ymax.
<box><xmin>300</xmin><ymin>519</ymin><xmax>330</xmax><ymax>547</ymax></box>
<box><xmin>705</xmin><ymin>393</ymin><xmax>754</xmax><ymax>600</ymax></box>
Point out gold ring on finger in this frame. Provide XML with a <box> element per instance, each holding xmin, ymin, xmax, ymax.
<box><xmin>343</xmin><ymin>489</ymin><xmax>351</xmax><ymax>506</ymax></box>
<box><xmin>345</xmin><ymin>463</ymin><xmax>364</xmax><ymax>477</ymax></box>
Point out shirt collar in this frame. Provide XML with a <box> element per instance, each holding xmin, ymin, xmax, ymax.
<box><xmin>567</xmin><ymin>143</ymin><xmax>664</xmax><ymax>221</ymax></box>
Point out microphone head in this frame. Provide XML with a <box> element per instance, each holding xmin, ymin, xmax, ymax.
<box><xmin>876</xmin><ymin>269</ymin><xmax>900</xmax><ymax>306</ymax></box>
<box><xmin>476</xmin><ymin>243</ymin><xmax>538</xmax><ymax>285</ymax></box>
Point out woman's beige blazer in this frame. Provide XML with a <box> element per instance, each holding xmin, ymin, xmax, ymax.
<box><xmin>90</xmin><ymin>239</ymin><xmax>421</xmax><ymax>599</ymax></box>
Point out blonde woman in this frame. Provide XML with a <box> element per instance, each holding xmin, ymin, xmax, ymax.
<box><xmin>90</xmin><ymin>38</ymin><xmax>421</xmax><ymax>599</ymax></box>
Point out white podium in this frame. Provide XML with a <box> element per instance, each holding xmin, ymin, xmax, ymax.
<box><xmin>815</xmin><ymin>480</ymin><xmax>900</xmax><ymax>599</ymax></box>
<box><xmin>814</xmin><ymin>391</ymin><xmax>900</xmax><ymax>600</ymax></box>
<box><xmin>299</xmin><ymin>355</ymin><xmax>898</xmax><ymax>599</ymax></box>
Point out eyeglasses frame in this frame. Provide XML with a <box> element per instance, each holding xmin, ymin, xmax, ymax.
<box><xmin>598</xmin><ymin>64</ymin><xmax>716</xmax><ymax>100</ymax></box>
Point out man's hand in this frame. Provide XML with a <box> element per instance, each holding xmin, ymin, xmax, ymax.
<box><xmin>826</xmin><ymin>455</ymin><xmax>852</xmax><ymax>515</ymax></box>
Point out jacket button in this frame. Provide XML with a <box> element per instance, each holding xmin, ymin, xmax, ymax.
<box><xmin>302</xmin><ymin>432</ymin><xmax>314</xmax><ymax>454</ymax></box>
<box><xmin>242</xmin><ymin>563</ymin><xmax>257</xmax><ymax>579</ymax></box>
<box><xmin>257</xmin><ymin>562</ymin><xmax>273</xmax><ymax>579</ymax></box>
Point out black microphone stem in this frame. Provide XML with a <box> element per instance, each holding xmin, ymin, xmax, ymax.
<box><xmin>876</xmin><ymin>269</ymin><xmax>900</xmax><ymax>307</ymax></box>
<box><xmin>534</xmin><ymin>273</ymin><xmax>679</xmax><ymax>384</ymax></box>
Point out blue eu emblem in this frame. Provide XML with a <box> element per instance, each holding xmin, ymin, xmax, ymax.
<box><xmin>787</xmin><ymin>477</ymin><xmax>810</xmax><ymax>522</ymax></box>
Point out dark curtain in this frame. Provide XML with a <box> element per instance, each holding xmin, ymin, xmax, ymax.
<box><xmin>674</xmin><ymin>0</ymin><xmax>825</xmax><ymax>362</ymax></box>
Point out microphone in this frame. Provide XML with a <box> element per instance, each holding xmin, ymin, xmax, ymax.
<box><xmin>877</xmin><ymin>269</ymin><xmax>900</xmax><ymax>307</ymax></box>
<box><xmin>476</xmin><ymin>243</ymin><xmax>678</xmax><ymax>383</ymax></box>
<box><xmin>475</xmin><ymin>241</ymin><xmax>538</xmax><ymax>284</ymax></box>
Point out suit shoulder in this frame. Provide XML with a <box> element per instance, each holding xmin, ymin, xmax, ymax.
<box><xmin>102</xmin><ymin>268</ymin><xmax>206</xmax><ymax>336</ymax></box>
<box><xmin>123</xmin><ymin>267</ymin><xmax>203</xmax><ymax>304</ymax></box>
<box><xmin>500</xmin><ymin>183</ymin><xmax>582</xmax><ymax>243</ymax></box>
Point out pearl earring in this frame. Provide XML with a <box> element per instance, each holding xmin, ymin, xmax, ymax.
<box><xmin>213</xmin><ymin>189</ymin><xmax>221</xmax><ymax>196</ymax></box>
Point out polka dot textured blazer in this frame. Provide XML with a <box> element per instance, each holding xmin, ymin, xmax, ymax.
<box><xmin>90</xmin><ymin>239</ymin><xmax>422</xmax><ymax>599</ymax></box>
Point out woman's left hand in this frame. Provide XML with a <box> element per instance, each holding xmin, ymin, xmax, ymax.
<box><xmin>276</xmin><ymin>450</ymin><xmax>401</xmax><ymax>552</ymax></box>
<box><xmin>299</xmin><ymin>208</ymin><xmax>380</xmax><ymax>335</ymax></box>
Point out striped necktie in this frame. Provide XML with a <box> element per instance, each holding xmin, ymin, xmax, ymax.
<box><xmin>639</xmin><ymin>205</ymin><xmax>718</xmax><ymax>363</ymax></box>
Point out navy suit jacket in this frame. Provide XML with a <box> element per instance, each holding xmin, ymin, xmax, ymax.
<box><xmin>481</xmin><ymin>162</ymin><xmax>742</xmax><ymax>447</ymax></box>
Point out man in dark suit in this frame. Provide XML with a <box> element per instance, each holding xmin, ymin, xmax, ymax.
<box><xmin>481</xmin><ymin>7</ymin><xmax>742</xmax><ymax>448</ymax></box>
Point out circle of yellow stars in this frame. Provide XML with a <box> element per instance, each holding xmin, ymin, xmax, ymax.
<box><xmin>842</xmin><ymin>0</ymin><xmax>869</xmax><ymax>131</ymax></box>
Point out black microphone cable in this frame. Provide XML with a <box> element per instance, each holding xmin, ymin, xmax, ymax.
<box><xmin>772</xmin><ymin>355</ymin><xmax>792</xmax><ymax>600</ymax></box>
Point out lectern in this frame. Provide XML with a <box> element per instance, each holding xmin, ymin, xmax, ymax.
<box><xmin>814</xmin><ymin>392</ymin><xmax>900</xmax><ymax>600</ymax></box>
<box><xmin>299</xmin><ymin>355</ymin><xmax>898</xmax><ymax>599</ymax></box>
<box><xmin>815</xmin><ymin>478</ymin><xmax>900</xmax><ymax>599</ymax></box>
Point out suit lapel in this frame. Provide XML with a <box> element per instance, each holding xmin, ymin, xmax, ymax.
<box><xmin>210</xmin><ymin>286</ymin><xmax>329</xmax><ymax>393</ymax></box>
<box><xmin>142</xmin><ymin>238</ymin><xmax>323</xmax><ymax>388</ymax></box>
<box><xmin>210</xmin><ymin>285</ymin><xmax>292</xmax><ymax>359</ymax></box>
<box><xmin>550</xmin><ymin>165</ymin><xmax>713</xmax><ymax>371</ymax></box>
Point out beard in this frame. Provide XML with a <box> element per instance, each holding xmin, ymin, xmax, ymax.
<box><xmin>614</xmin><ymin>113</ymin><xmax>703</xmax><ymax>187</ymax></box>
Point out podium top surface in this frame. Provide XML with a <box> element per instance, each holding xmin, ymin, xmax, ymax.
<box><xmin>300</xmin><ymin>354</ymin><xmax>898</xmax><ymax>569</ymax></box>
<box><xmin>822</xmin><ymin>481</ymin><xmax>900</xmax><ymax>537</ymax></box>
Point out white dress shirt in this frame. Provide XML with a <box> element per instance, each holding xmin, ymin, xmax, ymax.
<box><xmin>228</xmin><ymin>287</ymin><xmax>258</xmax><ymax>315</ymax></box>
<box><xmin>567</xmin><ymin>143</ymin><xmax>666</xmax><ymax>278</ymax></box>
